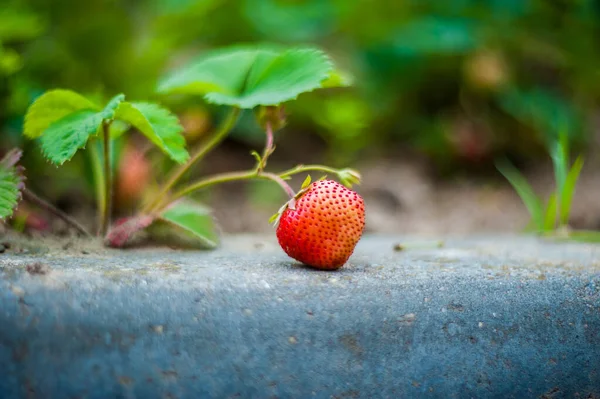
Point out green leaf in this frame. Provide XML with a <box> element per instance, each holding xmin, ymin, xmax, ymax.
<box><xmin>38</xmin><ymin>94</ymin><xmax>125</xmax><ymax>165</ymax></box>
<box><xmin>159</xmin><ymin>200</ymin><xmax>220</xmax><ymax>248</ymax></box>
<box><xmin>0</xmin><ymin>168</ymin><xmax>22</xmax><ymax>219</ymax></box>
<box><xmin>101</xmin><ymin>94</ymin><xmax>125</xmax><ymax>120</ymax></box>
<box><xmin>560</xmin><ymin>156</ymin><xmax>584</xmax><ymax>226</ymax></box>
<box><xmin>114</xmin><ymin>102</ymin><xmax>189</xmax><ymax>164</ymax></box>
<box><xmin>549</xmin><ymin>130</ymin><xmax>568</xmax><ymax>192</ymax></box>
<box><xmin>549</xmin><ymin>130</ymin><xmax>571</xmax><ymax>227</ymax></box>
<box><xmin>496</xmin><ymin>159</ymin><xmax>544</xmax><ymax>231</ymax></box>
<box><xmin>157</xmin><ymin>45</ymin><xmax>338</xmax><ymax>108</ymax></box>
<box><xmin>24</xmin><ymin>89</ymin><xmax>100</xmax><ymax>139</ymax></box>
<box><xmin>543</xmin><ymin>193</ymin><xmax>557</xmax><ymax>231</ymax></box>
<box><xmin>0</xmin><ymin>150</ymin><xmax>25</xmax><ymax>219</ymax></box>
<box><xmin>40</xmin><ymin>110</ymin><xmax>104</xmax><ymax>165</ymax></box>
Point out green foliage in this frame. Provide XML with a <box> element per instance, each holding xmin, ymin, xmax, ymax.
<box><xmin>157</xmin><ymin>45</ymin><xmax>343</xmax><ymax>108</ymax></box>
<box><xmin>158</xmin><ymin>201</ymin><xmax>220</xmax><ymax>248</ymax></box>
<box><xmin>2</xmin><ymin>0</ymin><xmax>600</xmax><ymax>243</ymax></box>
<box><xmin>25</xmin><ymin>90</ymin><xmax>189</xmax><ymax>165</ymax></box>
<box><xmin>24</xmin><ymin>89</ymin><xmax>100</xmax><ymax>139</ymax></box>
<box><xmin>4</xmin><ymin>0</ymin><xmax>600</xmax><ymax>169</ymax></box>
<box><xmin>101</xmin><ymin>94</ymin><xmax>126</xmax><ymax>120</ymax></box>
<box><xmin>542</xmin><ymin>194</ymin><xmax>557</xmax><ymax>232</ymax></box>
<box><xmin>0</xmin><ymin>168</ymin><xmax>22</xmax><ymax>219</ymax></box>
<box><xmin>496</xmin><ymin>136</ymin><xmax>585</xmax><ymax>233</ymax></box>
<box><xmin>548</xmin><ymin>131</ymin><xmax>585</xmax><ymax>227</ymax></box>
<box><xmin>560</xmin><ymin>156</ymin><xmax>584</xmax><ymax>226</ymax></box>
<box><xmin>37</xmin><ymin>94</ymin><xmax>124</xmax><ymax>164</ymax></box>
<box><xmin>495</xmin><ymin>159</ymin><xmax>544</xmax><ymax>231</ymax></box>
<box><xmin>114</xmin><ymin>102</ymin><xmax>189</xmax><ymax>164</ymax></box>
<box><xmin>550</xmin><ymin>134</ymin><xmax>568</xmax><ymax>207</ymax></box>
<box><xmin>40</xmin><ymin>110</ymin><xmax>105</xmax><ymax>165</ymax></box>
<box><xmin>0</xmin><ymin>150</ymin><xmax>24</xmax><ymax>219</ymax></box>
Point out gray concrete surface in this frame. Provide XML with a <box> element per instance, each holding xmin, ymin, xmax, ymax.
<box><xmin>0</xmin><ymin>234</ymin><xmax>599</xmax><ymax>398</ymax></box>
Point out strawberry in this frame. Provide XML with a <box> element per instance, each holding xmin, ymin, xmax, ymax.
<box><xmin>275</xmin><ymin>179</ymin><xmax>365</xmax><ymax>270</ymax></box>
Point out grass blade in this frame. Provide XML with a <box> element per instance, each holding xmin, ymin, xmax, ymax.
<box><xmin>543</xmin><ymin>193</ymin><xmax>557</xmax><ymax>231</ymax></box>
<box><xmin>549</xmin><ymin>132</ymin><xmax>568</xmax><ymax>223</ymax></box>
<box><xmin>496</xmin><ymin>159</ymin><xmax>544</xmax><ymax>231</ymax></box>
<box><xmin>559</xmin><ymin>156</ymin><xmax>584</xmax><ymax>226</ymax></box>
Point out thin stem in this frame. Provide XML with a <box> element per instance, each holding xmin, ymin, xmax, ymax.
<box><xmin>258</xmin><ymin>121</ymin><xmax>274</xmax><ymax>172</ymax></box>
<box><xmin>22</xmin><ymin>189</ymin><xmax>92</xmax><ymax>237</ymax></box>
<box><xmin>265</xmin><ymin>122</ymin><xmax>274</xmax><ymax>153</ymax></box>
<box><xmin>144</xmin><ymin>107</ymin><xmax>241</xmax><ymax>213</ymax></box>
<box><xmin>163</xmin><ymin>170</ymin><xmax>296</xmax><ymax>213</ymax></box>
<box><xmin>262</xmin><ymin>172</ymin><xmax>295</xmax><ymax>198</ymax></box>
<box><xmin>100</xmin><ymin>121</ymin><xmax>112</xmax><ymax>236</ymax></box>
<box><xmin>278</xmin><ymin>164</ymin><xmax>339</xmax><ymax>179</ymax></box>
<box><xmin>170</xmin><ymin>170</ymin><xmax>255</xmax><ymax>202</ymax></box>
<box><xmin>89</xmin><ymin>142</ymin><xmax>105</xmax><ymax>235</ymax></box>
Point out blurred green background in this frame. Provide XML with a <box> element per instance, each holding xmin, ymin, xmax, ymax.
<box><xmin>1</xmin><ymin>0</ymin><xmax>599</xmax><ymax>185</ymax></box>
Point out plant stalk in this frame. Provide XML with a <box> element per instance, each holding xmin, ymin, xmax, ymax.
<box><xmin>163</xmin><ymin>170</ymin><xmax>296</xmax><ymax>212</ymax></box>
<box><xmin>258</xmin><ymin>121</ymin><xmax>274</xmax><ymax>172</ymax></box>
<box><xmin>278</xmin><ymin>164</ymin><xmax>339</xmax><ymax>179</ymax></box>
<box><xmin>144</xmin><ymin>107</ymin><xmax>241</xmax><ymax>213</ymax></box>
<box><xmin>22</xmin><ymin>189</ymin><xmax>92</xmax><ymax>237</ymax></box>
<box><xmin>263</xmin><ymin>172</ymin><xmax>296</xmax><ymax>198</ymax></box>
<box><xmin>89</xmin><ymin>142</ymin><xmax>105</xmax><ymax>234</ymax></box>
<box><xmin>100</xmin><ymin>121</ymin><xmax>113</xmax><ymax>236</ymax></box>
<box><xmin>161</xmin><ymin>164</ymin><xmax>344</xmax><ymax>213</ymax></box>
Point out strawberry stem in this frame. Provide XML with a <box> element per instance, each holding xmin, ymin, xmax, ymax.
<box><xmin>89</xmin><ymin>142</ymin><xmax>106</xmax><ymax>235</ymax></box>
<box><xmin>100</xmin><ymin>120</ymin><xmax>113</xmax><ymax>237</ymax></box>
<box><xmin>158</xmin><ymin>170</ymin><xmax>296</xmax><ymax>213</ymax></box>
<box><xmin>278</xmin><ymin>164</ymin><xmax>339</xmax><ymax>179</ymax></box>
<box><xmin>264</xmin><ymin>172</ymin><xmax>296</xmax><ymax>198</ymax></box>
<box><xmin>144</xmin><ymin>107</ymin><xmax>241</xmax><ymax>213</ymax></box>
<box><xmin>257</xmin><ymin>121</ymin><xmax>274</xmax><ymax>172</ymax></box>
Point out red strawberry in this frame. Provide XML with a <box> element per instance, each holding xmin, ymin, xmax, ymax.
<box><xmin>276</xmin><ymin>179</ymin><xmax>365</xmax><ymax>270</ymax></box>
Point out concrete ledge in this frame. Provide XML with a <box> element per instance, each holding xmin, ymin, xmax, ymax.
<box><xmin>1</xmin><ymin>235</ymin><xmax>599</xmax><ymax>398</ymax></box>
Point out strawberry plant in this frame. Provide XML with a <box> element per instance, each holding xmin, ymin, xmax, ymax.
<box><xmin>0</xmin><ymin>149</ymin><xmax>25</xmax><ymax>220</ymax></box>
<box><xmin>3</xmin><ymin>44</ymin><xmax>365</xmax><ymax>267</ymax></box>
